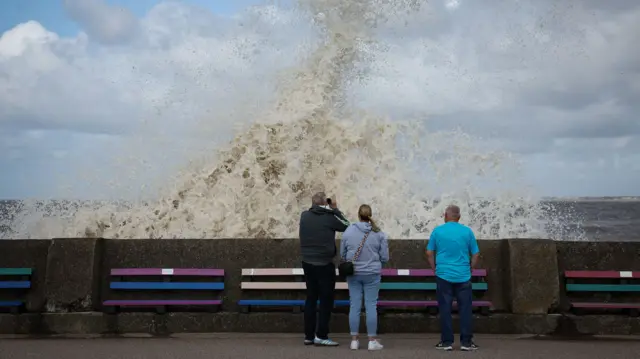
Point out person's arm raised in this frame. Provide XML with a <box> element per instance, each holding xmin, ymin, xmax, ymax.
<box><xmin>328</xmin><ymin>197</ymin><xmax>349</xmax><ymax>232</ymax></box>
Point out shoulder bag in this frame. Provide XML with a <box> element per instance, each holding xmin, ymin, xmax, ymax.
<box><xmin>338</xmin><ymin>231</ymin><xmax>371</xmax><ymax>277</ymax></box>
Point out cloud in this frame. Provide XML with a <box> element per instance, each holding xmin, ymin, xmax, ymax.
<box><xmin>62</xmin><ymin>0</ymin><xmax>138</xmax><ymax>44</ymax></box>
<box><xmin>1</xmin><ymin>0</ymin><xmax>640</xmax><ymax>199</ymax></box>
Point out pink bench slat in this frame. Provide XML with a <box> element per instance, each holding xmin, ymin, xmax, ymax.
<box><xmin>103</xmin><ymin>299</ymin><xmax>222</xmax><ymax>306</ymax></box>
<box><xmin>564</xmin><ymin>271</ymin><xmax>639</xmax><ymax>279</ymax></box>
<box><xmin>381</xmin><ymin>269</ymin><xmax>487</xmax><ymax>277</ymax></box>
<box><xmin>377</xmin><ymin>300</ymin><xmax>492</xmax><ymax>307</ymax></box>
<box><xmin>111</xmin><ymin>268</ymin><xmax>224</xmax><ymax>276</ymax></box>
<box><xmin>571</xmin><ymin>302</ymin><xmax>640</xmax><ymax>309</ymax></box>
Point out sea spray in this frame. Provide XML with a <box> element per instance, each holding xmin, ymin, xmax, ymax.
<box><xmin>1</xmin><ymin>0</ymin><xmax>582</xmax><ymax>240</ymax></box>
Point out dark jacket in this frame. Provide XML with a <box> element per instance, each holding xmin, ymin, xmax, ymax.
<box><xmin>299</xmin><ymin>205</ymin><xmax>350</xmax><ymax>265</ymax></box>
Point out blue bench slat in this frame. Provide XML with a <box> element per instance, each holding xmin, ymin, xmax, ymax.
<box><xmin>238</xmin><ymin>299</ymin><xmax>351</xmax><ymax>306</ymax></box>
<box><xmin>0</xmin><ymin>300</ymin><xmax>23</xmax><ymax>307</ymax></box>
<box><xmin>110</xmin><ymin>282</ymin><xmax>224</xmax><ymax>290</ymax></box>
<box><xmin>0</xmin><ymin>281</ymin><xmax>31</xmax><ymax>289</ymax></box>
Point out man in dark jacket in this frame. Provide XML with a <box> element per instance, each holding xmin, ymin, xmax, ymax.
<box><xmin>300</xmin><ymin>192</ymin><xmax>350</xmax><ymax>346</ymax></box>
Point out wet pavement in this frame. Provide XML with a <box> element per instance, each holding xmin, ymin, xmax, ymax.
<box><xmin>1</xmin><ymin>333</ymin><xmax>639</xmax><ymax>359</ymax></box>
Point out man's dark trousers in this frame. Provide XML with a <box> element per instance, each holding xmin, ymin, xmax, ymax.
<box><xmin>302</xmin><ymin>261</ymin><xmax>336</xmax><ymax>340</ymax></box>
<box><xmin>436</xmin><ymin>276</ymin><xmax>474</xmax><ymax>346</ymax></box>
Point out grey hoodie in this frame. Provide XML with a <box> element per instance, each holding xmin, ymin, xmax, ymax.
<box><xmin>340</xmin><ymin>222</ymin><xmax>390</xmax><ymax>275</ymax></box>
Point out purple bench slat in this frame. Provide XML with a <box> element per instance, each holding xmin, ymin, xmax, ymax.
<box><xmin>381</xmin><ymin>269</ymin><xmax>487</xmax><ymax>277</ymax></box>
<box><xmin>103</xmin><ymin>299</ymin><xmax>222</xmax><ymax>306</ymax></box>
<box><xmin>377</xmin><ymin>300</ymin><xmax>492</xmax><ymax>307</ymax></box>
<box><xmin>571</xmin><ymin>302</ymin><xmax>640</xmax><ymax>309</ymax></box>
<box><xmin>110</xmin><ymin>268</ymin><xmax>224</xmax><ymax>276</ymax></box>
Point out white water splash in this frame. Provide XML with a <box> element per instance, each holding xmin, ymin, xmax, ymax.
<box><xmin>1</xmin><ymin>0</ymin><xmax>584</xmax><ymax>240</ymax></box>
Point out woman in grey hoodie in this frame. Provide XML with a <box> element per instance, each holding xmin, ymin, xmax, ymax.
<box><xmin>340</xmin><ymin>204</ymin><xmax>390</xmax><ymax>351</ymax></box>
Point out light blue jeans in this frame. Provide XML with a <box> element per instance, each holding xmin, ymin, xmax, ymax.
<box><xmin>346</xmin><ymin>274</ymin><xmax>381</xmax><ymax>336</ymax></box>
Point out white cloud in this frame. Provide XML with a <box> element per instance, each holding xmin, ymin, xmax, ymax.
<box><xmin>1</xmin><ymin>0</ymin><xmax>639</xmax><ymax>199</ymax></box>
<box><xmin>62</xmin><ymin>0</ymin><xmax>138</xmax><ymax>44</ymax></box>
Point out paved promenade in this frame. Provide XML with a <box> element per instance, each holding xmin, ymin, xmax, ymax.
<box><xmin>1</xmin><ymin>334</ymin><xmax>639</xmax><ymax>359</ymax></box>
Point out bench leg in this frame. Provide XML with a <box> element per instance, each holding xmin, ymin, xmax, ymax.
<box><xmin>630</xmin><ymin>309</ymin><xmax>639</xmax><ymax>318</ymax></box>
<box><xmin>240</xmin><ymin>306</ymin><xmax>250</xmax><ymax>314</ymax></box>
<box><xmin>293</xmin><ymin>306</ymin><xmax>302</xmax><ymax>313</ymax></box>
<box><xmin>104</xmin><ymin>306</ymin><xmax>117</xmax><ymax>314</ymax></box>
<box><xmin>480</xmin><ymin>307</ymin><xmax>490</xmax><ymax>316</ymax></box>
<box><xmin>428</xmin><ymin>307</ymin><xmax>438</xmax><ymax>316</ymax></box>
<box><xmin>156</xmin><ymin>306</ymin><xmax>167</xmax><ymax>314</ymax></box>
<box><xmin>208</xmin><ymin>305</ymin><xmax>220</xmax><ymax>313</ymax></box>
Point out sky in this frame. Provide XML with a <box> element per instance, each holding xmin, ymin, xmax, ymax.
<box><xmin>0</xmin><ymin>0</ymin><xmax>639</xmax><ymax>200</ymax></box>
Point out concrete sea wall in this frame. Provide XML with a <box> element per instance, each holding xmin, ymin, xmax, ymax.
<box><xmin>1</xmin><ymin>238</ymin><xmax>639</xmax><ymax>336</ymax></box>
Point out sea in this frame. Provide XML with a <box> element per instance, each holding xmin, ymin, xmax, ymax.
<box><xmin>1</xmin><ymin>198</ymin><xmax>638</xmax><ymax>241</ymax></box>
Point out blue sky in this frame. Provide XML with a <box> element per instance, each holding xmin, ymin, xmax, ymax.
<box><xmin>0</xmin><ymin>0</ymin><xmax>258</xmax><ymax>37</ymax></box>
<box><xmin>1</xmin><ymin>0</ymin><xmax>640</xmax><ymax>200</ymax></box>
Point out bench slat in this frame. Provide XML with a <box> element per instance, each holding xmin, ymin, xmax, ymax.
<box><xmin>377</xmin><ymin>300</ymin><xmax>492</xmax><ymax>307</ymax></box>
<box><xmin>110</xmin><ymin>282</ymin><xmax>224</xmax><ymax>290</ymax></box>
<box><xmin>111</xmin><ymin>268</ymin><xmax>224</xmax><ymax>276</ymax></box>
<box><xmin>0</xmin><ymin>268</ymin><xmax>32</xmax><ymax>276</ymax></box>
<box><xmin>237</xmin><ymin>300</ymin><xmax>492</xmax><ymax>307</ymax></box>
<box><xmin>238</xmin><ymin>299</ymin><xmax>350</xmax><ymax>306</ymax></box>
<box><xmin>571</xmin><ymin>302</ymin><xmax>640</xmax><ymax>309</ymax></box>
<box><xmin>103</xmin><ymin>299</ymin><xmax>222</xmax><ymax>306</ymax></box>
<box><xmin>380</xmin><ymin>282</ymin><xmax>488</xmax><ymax>291</ymax></box>
<box><xmin>241</xmin><ymin>268</ymin><xmax>489</xmax><ymax>277</ymax></box>
<box><xmin>0</xmin><ymin>281</ymin><xmax>31</xmax><ymax>289</ymax></box>
<box><xmin>565</xmin><ymin>270</ymin><xmax>639</xmax><ymax>279</ymax></box>
<box><xmin>381</xmin><ymin>269</ymin><xmax>487</xmax><ymax>277</ymax></box>
<box><xmin>0</xmin><ymin>300</ymin><xmax>23</xmax><ymax>307</ymax></box>
<box><xmin>241</xmin><ymin>282</ymin><xmax>348</xmax><ymax>290</ymax></box>
<box><xmin>566</xmin><ymin>284</ymin><xmax>640</xmax><ymax>292</ymax></box>
<box><xmin>240</xmin><ymin>282</ymin><xmax>487</xmax><ymax>291</ymax></box>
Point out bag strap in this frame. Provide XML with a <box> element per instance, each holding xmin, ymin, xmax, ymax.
<box><xmin>351</xmin><ymin>231</ymin><xmax>371</xmax><ymax>263</ymax></box>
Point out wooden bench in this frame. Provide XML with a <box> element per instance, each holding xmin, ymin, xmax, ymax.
<box><xmin>103</xmin><ymin>268</ymin><xmax>224</xmax><ymax>313</ymax></box>
<box><xmin>238</xmin><ymin>268</ymin><xmax>349</xmax><ymax>312</ymax></box>
<box><xmin>238</xmin><ymin>268</ymin><xmax>491</xmax><ymax>315</ymax></box>
<box><xmin>0</xmin><ymin>268</ymin><xmax>32</xmax><ymax>313</ymax></box>
<box><xmin>565</xmin><ymin>270</ymin><xmax>640</xmax><ymax>316</ymax></box>
<box><xmin>377</xmin><ymin>269</ymin><xmax>492</xmax><ymax>315</ymax></box>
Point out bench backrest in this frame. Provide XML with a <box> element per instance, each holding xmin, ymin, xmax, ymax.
<box><xmin>109</xmin><ymin>268</ymin><xmax>225</xmax><ymax>291</ymax></box>
<box><xmin>564</xmin><ymin>270</ymin><xmax>640</xmax><ymax>294</ymax></box>
<box><xmin>0</xmin><ymin>268</ymin><xmax>32</xmax><ymax>290</ymax></box>
<box><xmin>240</xmin><ymin>268</ymin><xmax>488</xmax><ymax>291</ymax></box>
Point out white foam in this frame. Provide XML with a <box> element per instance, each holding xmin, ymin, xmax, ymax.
<box><xmin>1</xmin><ymin>0</ymin><xmax>584</xmax><ymax>241</ymax></box>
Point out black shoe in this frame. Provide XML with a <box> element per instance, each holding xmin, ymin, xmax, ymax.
<box><xmin>304</xmin><ymin>339</ymin><xmax>314</xmax><ymax>345</ymax></box>
<box><xmin>461</xmin><ymin>342</ymin><xmax>478</xmax><ymax>351</ymax></box>
<box><xmin>435</xmin><ymin>342</ymin><xmax>453</xmax><ymax>351</ymax></box>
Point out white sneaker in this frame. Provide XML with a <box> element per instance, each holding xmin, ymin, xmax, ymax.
<box><xmin>350</xmin><ymin>340</ymin><xmax>359</xmax><ymax>350</ymax></box>
<box><xmin>368</xmin><ymin>340</ymin><xmax>384</xmax><ymax>351</ymax></box>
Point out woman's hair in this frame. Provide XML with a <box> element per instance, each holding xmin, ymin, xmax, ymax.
<box><xmin>358</xmin><ymin>204</ymin><xmax>380</xmax><ymax>232</ymax></box>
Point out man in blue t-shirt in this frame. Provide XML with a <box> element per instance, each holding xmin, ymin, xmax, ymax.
<box><xmin>426</xmin><ymin>204</ymin><xmax>480</xmax><ymax>351</ymax></box>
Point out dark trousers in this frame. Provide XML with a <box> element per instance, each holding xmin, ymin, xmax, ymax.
<box><xmin>436</xmin><ymin>276</ymin><xmax>474</xmax><ymax>346</ymax></box>
<box><xmin>302</xmin><ymin>261</ymin><xmax>336</xmax><ymax>340</ymax></box>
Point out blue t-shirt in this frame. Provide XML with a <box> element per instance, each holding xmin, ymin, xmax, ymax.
<box><xmin>426</xmin><ymin>222</ymin><xmax>480</xmax><ymax>283</ymax></box>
